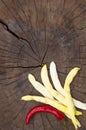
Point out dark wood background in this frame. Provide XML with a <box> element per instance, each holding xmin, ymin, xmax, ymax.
<box><xmin>0</xmin><ymin>0</ymin><xmax>86</xmax><ymax>130</ymax></box>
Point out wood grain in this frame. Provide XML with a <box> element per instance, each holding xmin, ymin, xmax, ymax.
<box><xmin>0</xmin><ymin>0</ymin><xmax>86</xmax><ymax>130</ymax></box>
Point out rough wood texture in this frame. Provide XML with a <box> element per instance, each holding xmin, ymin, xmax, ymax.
<box><xmin>0</xmin><ymin>0</ymin><xmax>86</xmax><ymax>130</ymax></box>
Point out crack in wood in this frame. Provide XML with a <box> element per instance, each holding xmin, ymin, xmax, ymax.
<box><xmin>0</xmin><ymin>18</ymin><xmax>38</xmax><ymax>56</ymax></box>
<box><xmin>0</xmin><ymin>65</ymin><xmax>42</xmax><ymax>69</ymax></box>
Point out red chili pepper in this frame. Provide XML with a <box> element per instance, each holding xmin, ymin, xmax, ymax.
<box><xmin>26</xmin><ymin>105</ymin><xmax>65</xmax><ymax>125</ymax></box>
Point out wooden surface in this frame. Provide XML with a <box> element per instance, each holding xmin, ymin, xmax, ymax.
<box><xmin>0</xmin><ymin>0</ymin><xmax>86</xmax><ymax>130</ymax></box>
